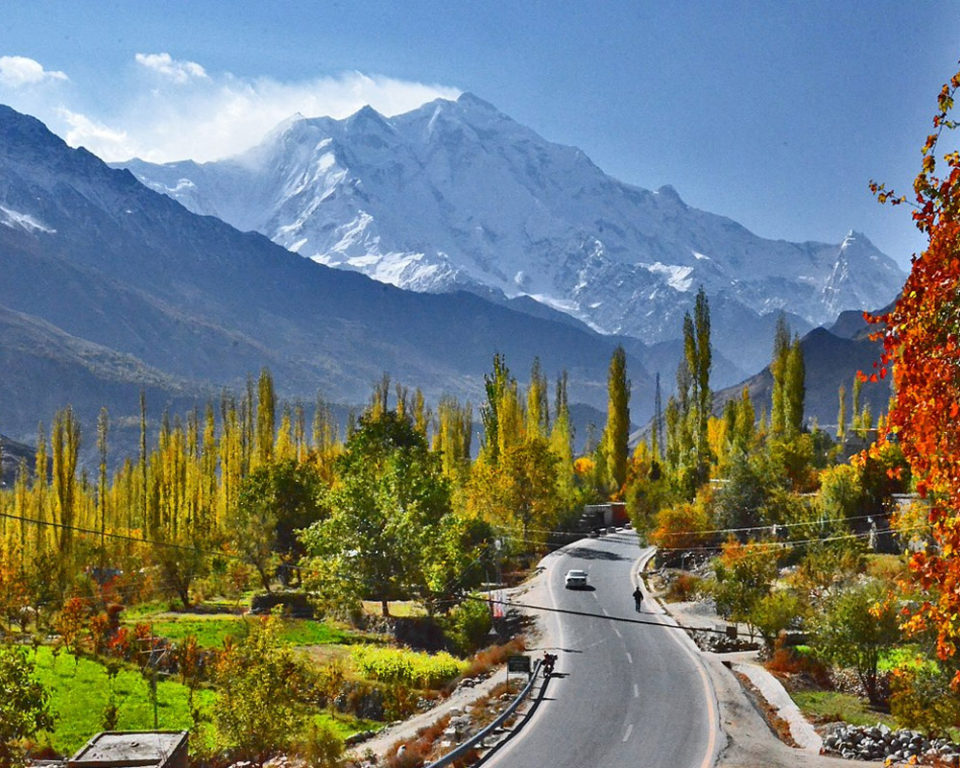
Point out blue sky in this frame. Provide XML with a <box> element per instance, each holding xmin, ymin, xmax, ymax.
<box><xmin>1</xmin><ymin>1</ymin><xmax>958</xmax><ymax>268</ymax></box>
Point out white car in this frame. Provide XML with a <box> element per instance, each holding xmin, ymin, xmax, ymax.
<box><xmin>564</xmin><ymin>569</ymin><xmax>588</xmax><ymax>589</ymax></box>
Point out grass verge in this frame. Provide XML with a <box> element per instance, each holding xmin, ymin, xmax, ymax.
<box><xmin>791</xmin><ymin>690</ymin><xmax>896</xmax><ymax>728</ymax></box>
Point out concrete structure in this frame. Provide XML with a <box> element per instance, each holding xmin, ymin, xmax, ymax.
<box><xmin>68</xmin><ymin>732</ymin><xmax>188</xmax><ymax>768</ymax></box>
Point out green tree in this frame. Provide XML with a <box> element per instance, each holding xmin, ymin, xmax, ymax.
<box><xmin>770</xmin><ymin>315</ymin><xmax>791</xmax><ymax>436</ymax></box>
<box><xmin>420</xmin><ymin>513</ymin><xmax>494</xmax><ymax>613</ymax></box>
<box><xmin>229</xmin><ymin>458</ymin><xmax>323</xmax><ymax>592</ymax></box>
<box><xmin>0</xmin><ymin>645</ymin><xmax>53</xmax><ymax>768</ymax></box>
<box><xmin>671</xmin><ymin>288</ymin><xmax>712</xmax><ymax>493</ymax></box>
<box><xmin>751</xmin><ymin>590</ymin><xmax>803</xmax><ymax>652</ymax></box>
<box><xmin>300</xmin><ymin>410</ymin><xmax>451</xmax><ymax>616</ymax></box>
<box><xmin>691</xmin><ymin>287</ymin><xmax>712</xmax><ymax>467</ymax></box>
<box><xmin>214</xmin><ymin>616</ymin><xmax>305</xmax><ymax>759</ymax></box>
<box><xmin>255</xmin><ymin>368</ymin><xmax>276</xmax><ymax>467</ymax></box>
<box><xmin>812</xmin><ymin>580</ymin><xmax>900</xmax><ymax>704</ymax></box>
<box><xmin>714</xmin><ymin>453</ymin><xmax>770</xmax><ymax>531</ymax></box>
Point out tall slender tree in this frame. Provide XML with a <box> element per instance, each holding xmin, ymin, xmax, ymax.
<box><xmin>770</xmin><ymin>314</ymin><xmax>791</xmax><ymax>435</ymax></box>
<box><xmin>600</xmin><ymin>345</ymin><xmax>630</xmax><ymax>494</ymax></box>
<box><xmin>784</xmin><ymin>336</ymin><xmax>806</xmax><ymax>437</ymax></box>
<box><xmin>256</xmin><ymin>368</ymin><xmax>276</xmax><ymax>467</ymax></box>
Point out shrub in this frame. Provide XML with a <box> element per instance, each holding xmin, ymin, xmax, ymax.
<box><xmin>889</xmin><ymin>663</ymin><xmax>960</xmax><ymax>736</ymax></box>
<box><xmin>0</xmin><ymin>645</ymin><xmax>53</xmax><ymax>768</ymax></box>
<box><xmin>664</xmin><ymin>572</ymin><xmax>701</xmax><ymax>602</ymax></box>
<box><xmin>293</xmin><ymin>722</ymin><xmax>343</xmax><ymax>768</ymax></box>
<box><xmin>351</xmin><ymin>646</ymin><xmax>466</xmax><ymax>689</ymax></box>
<box><xmin>751</xmin><ymin>590</ymin><xmax>803</xmax><ymax>652</ymax></box>
<box><xmin>445</xmin><ymin>598</ymin><xmax>493</xmax><ymax>655</ymax></box>
<box><xmin>766</xmin><ymin>644</ymin><xmax>831</xmax><ymax>688</ymax></box>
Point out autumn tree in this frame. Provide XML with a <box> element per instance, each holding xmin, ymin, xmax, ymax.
<box><xmin>479</xmin><ymin>354</ymin><xmax>511</xmax><ymax>465</ymax></box>
<box><xmin>837</xmin><ymin>383</ymin><xmax>848</xmax><ymax>440</ymax></box>
<box><xmin>866</xmin><ymin>64</ymin><xmax>960</xmax><ymax>679</ymax></box>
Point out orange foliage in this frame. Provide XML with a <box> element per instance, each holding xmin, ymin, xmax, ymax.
<box><xmin>573</xmin><ymin>456</ymin><xmax>595</xmax><ymax>476</ymax></box>
<box><xmin>867</xmin><ymin>64</ymin><xmax>960</xmax><ymax>681</ymax></box>
<box><xmin>650</xmin><ymin>500</ymin><xmax>710</xmax><ymax>550</ymax></box>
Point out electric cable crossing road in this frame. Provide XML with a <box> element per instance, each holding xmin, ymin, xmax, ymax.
<box><xmin>483</xmin><ymin>533</ymin><xmax>718</xmax><ymax>768</ymax></box>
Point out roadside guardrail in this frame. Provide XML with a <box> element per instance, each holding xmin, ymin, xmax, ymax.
<box><xmin>424</xmin><ymin>659</ymin><xmax>544</xmax><ymax>768</ymax></box>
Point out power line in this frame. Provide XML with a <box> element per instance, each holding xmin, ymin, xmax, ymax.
<box><xmin>465</xmin><ymin>594</ymin><xmax>734</xmax><ymax>637</ymax></box>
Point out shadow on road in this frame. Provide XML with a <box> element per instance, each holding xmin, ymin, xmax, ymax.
<box><xmin>565</xmin><ymin>546</ymin><xmax>628</xmax><ymax>561</ymax></box>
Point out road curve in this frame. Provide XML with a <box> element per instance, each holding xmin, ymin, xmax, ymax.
<box><xmin>484</xmin><ymin>532</ymin><xmax>717</xmax><ymax>768</ymax></box>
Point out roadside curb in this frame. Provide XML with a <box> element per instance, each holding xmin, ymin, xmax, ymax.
<box><xmin>731</xmin><ymin>659</ymin><xmax>823</xmax><ymax>753</ymax></box>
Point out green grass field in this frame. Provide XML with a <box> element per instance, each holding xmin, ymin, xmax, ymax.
<box><xmin>29</xmin><ymin>646</ymin><xmax>379</xmax><ymax>758</ymax></box>
<box><xmin>31</xmin><ymin>646</ymin><xmax>216</xmax><ymax>756</ymax></box>
<box><xmin>127</xmin><ymin>615</ymin><xmax>350</xmax><ymax>649</ymax></box>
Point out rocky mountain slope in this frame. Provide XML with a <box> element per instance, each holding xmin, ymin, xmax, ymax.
<box><xmin>122</xmin><ymin>93</ymin><xmax>906</xmax><ymax>375</ymax></box>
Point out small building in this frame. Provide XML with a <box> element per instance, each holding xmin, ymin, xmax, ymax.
<box><xmin>68</xmin><ymin>732</ymin><xmax>188</xmax><ymax>768</ymax></box>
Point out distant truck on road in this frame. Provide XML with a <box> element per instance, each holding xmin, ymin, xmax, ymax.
<box><xmin>580</xmin><ymin>502</ymin><xmax>628</xmax><ymax>530</ymax></box>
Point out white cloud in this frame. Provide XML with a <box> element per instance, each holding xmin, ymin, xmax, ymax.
<box><xmin>0</xmin><ymin>55</ymin><xmax>68</xmax><ymax>88</ymax></box>
<box><xmin>58</xmin><ymin>108</ymin><xmax>138</xmax><ymax>159</ymax></box>
<box><xmin>135</xmin><ymin>52</ymin><xmax>208</xmax><ymax>84</ymax></box>
<box><xmin>57</xmin><ymin>65</ymin><xmax>461</xmax><ymax>163</ymax></box>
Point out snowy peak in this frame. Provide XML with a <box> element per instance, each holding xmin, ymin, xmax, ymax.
<box><xmin>118</xmin><ymin>95</ymin><xmax>907</xmax><ymax>373</ymax></box>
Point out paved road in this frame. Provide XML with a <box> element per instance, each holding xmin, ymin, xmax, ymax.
<box><xmin>484</xmin><ymin>532</ymin><xmax>718</xmax><ymax>768</ymax></box>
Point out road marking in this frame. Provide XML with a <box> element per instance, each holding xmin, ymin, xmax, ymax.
<box><xmin>592</xmin><ymin>592</ymin><xmax>599</xmax><ymax>600</ymax></box>
<box><xmin>634</xmin><ymin>546</ymin><xmax>719</xmax><ymax>768</ymax></box>
<box><xmin>633</xmin><ymin>683</ymin><xmax>639</xmax><ymax>698</ymax></box>
<box><xmin>613</xmin><ymin>626</ymin><xmax>622</xmax><ymax>639</ymax></box>
<box><xmin>625</xmin><ymin>651</ymin><xmax>633</xmax><ymax>664</ymax></box>
<box><xmin>602</xmin><ymin>607</ymin><xmax>610</xmax><ymax>616</ymax></box>
<box><xmin>622</xmin><ymin>723</ymin><xmax>633</xmax><ymax>742</ymax></box>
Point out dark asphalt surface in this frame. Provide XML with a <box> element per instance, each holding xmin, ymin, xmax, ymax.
<box><xmin>484</xmin><ymin>531</ymin><xmax>716</xmax><ymax>768</ymax></box>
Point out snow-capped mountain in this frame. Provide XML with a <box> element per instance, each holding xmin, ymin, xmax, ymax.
<box><xmin>121</xmin><ymin>93</ymin><xmax>905</xmax><ymax>372</ymax></box>
<box><xmin>0</xmin><ymin>103</ymin><xmax>665</xmax><ymax>460</ymax></box>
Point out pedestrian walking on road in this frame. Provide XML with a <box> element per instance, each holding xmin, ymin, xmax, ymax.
<box><xmin>632</xmin><ymin>585</ymin><xmax>643</xmax><ymax>612</ymax></box>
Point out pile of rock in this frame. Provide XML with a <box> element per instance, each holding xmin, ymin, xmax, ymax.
<box><xmin>822</xmin><ymin>723</ymin><xmax>960</xmax><ymax>765</ymax></box>
<box><xmin>686</xmin><ymin>627</ymin><xmax>758</xmax><ymax>653</ymax></box>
